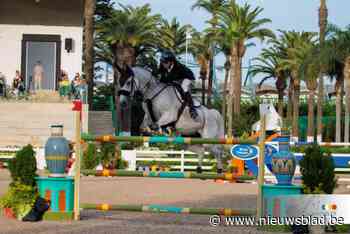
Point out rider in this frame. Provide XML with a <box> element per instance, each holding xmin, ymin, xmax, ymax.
<box><xmin>158</xmin><ymin>50</ymin><xmax>198</xmax><ymax>119</ymax></box>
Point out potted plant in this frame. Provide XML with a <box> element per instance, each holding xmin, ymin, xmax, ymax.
<box><xmin>298</xmin><ymin>144</ymin><xmax>338</xmax><ymax>233</ymax></box>
<box><xmin>0</xmin><ymin>145</ymin><xmax>39</xmax><ymax>220</ymax></box>
<box><xmin>300</xmin><ymin>144</ymin><xmax>337</xmax><ymax>194</ymax></box>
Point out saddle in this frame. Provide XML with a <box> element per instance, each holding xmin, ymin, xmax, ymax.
<box><xmin>145</xmin><ymin>82</ymin><xmax>200</xmax><ymax>129</ymax></box>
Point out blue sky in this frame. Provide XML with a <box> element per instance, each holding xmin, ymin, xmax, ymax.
<box><xmin>114</xmin><ymin>0</ymin><xmax>350</xmax><ymax>84</ymax></box>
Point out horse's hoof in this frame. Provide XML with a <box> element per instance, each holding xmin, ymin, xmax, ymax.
<box><xmin>166</xmin><ymin>127</ymin><xmax>173</xmax><ymax>136</ymax></box>
<box><xmin>217</xmin><ymin>168</ymin><xmax>223</xmax><ymax>174</ymax></box>
<box><xmin>196</xmin><ymin>166</ymin><xmax>203</xmax><ymax>174</ymax></box>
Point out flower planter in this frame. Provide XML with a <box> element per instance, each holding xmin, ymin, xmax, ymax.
<box><xmin>151</xmin><ymin>165</ymin><xmax>159</xmax><ymax>172</ymax></box>
<box><xmin>3</xmin><ymin>208</ymin><xmax>16</xmax><ymax>219</ymax></box>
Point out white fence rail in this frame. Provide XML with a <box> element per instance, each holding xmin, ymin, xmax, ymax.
<box><xmin>0</xmin><ymin>147</ymin><xmax>46</xmax><ymax>169</ymax></box>
<box><xmin>121</xmin><ymin>150</ymin><xmax>213</xmax><ymax>172</ymax></box>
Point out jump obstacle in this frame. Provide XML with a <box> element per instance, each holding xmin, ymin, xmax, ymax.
<box><xmin>81</xmin><ymin>169</ymin><xmax>256</xmax><ymax>181</ymax></box>
<box><xmin>72</xmin><ymin>101</ymin><xmax>267</xmax><ymax>221</ymax></box>
<box><xmin>71</xmin><ymin>102</ymin><xmax>350</xmax><ymax>221</ymax></box>
<box><xmin>81</xmin><ymin>133</ymin><xmax>256</xmax><ymax>145</ymax></box>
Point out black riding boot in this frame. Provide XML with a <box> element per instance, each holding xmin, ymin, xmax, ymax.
<box><xmin>184</xmin><ymin>92</ymin><xmax>198</xmax><ymax>119</ymax></box>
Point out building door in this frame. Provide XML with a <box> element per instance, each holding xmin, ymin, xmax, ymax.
<box><xmin>21</xmin><ymin>35</ymin><xmax>61</xmax><ymax>91</ymax></box>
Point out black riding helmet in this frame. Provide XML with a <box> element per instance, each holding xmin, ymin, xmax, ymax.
<box><xmin>160</xmin><ymin>50</ymin><xmax>176</xmax><ymax>63</ymax></box>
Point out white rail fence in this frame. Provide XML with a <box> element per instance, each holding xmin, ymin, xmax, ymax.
<box><xmin>0</xmin><ymin>146</ymin><xmax>46</xmax><ymax>169</ymax></box>
<box><xmin>121</xmin><ymin>150</ymin><xmax>213</xmax><ymax>172</ymax></box>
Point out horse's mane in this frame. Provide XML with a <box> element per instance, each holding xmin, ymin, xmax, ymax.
<box><xmin>132</xmin><ymin>66</ymin><xmax>161</xmax><ymax>85</ymax></box>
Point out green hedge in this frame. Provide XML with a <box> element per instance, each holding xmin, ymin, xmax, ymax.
<box><xmin>290</xmin><ymin>146</ymin><xmax>350</xmax><ymax>154</ymax></box>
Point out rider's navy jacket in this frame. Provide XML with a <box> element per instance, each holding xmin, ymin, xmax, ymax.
<box><xmin>159</xmin><ymin>61</ymin><xmax>195</xmax><ymax>84</ymax></box>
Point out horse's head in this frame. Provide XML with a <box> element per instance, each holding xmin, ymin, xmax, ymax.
<box><xmin>118</xmin><ymin>66</ymin><xmax>153</xmax><ymax>107</ymax></box>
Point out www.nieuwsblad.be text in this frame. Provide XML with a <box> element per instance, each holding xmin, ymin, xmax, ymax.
<box><xmin>209</xmin><ymin>215</ymin><xmax>345</xmax><ymax>227</ymax></box>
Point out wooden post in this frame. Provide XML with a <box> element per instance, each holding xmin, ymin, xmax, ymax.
<box><xmin>256</xmin><ymin>115</ymin><xmax>266</xmax><ymax>218</ymax></box>
<box><xmin>180</xmin><ymin>150</ymin><xmax>185</xmax><ymax>172</ymax></box>
<box><xmin>73</xmin><ymin>104</ymin><xmax>82</xmax><ymax>221</ymax></box>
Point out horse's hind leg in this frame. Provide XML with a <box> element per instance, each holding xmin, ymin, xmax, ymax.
<box><xmin>210</xmin><ymin>145</ymin><xmax>224</xmax><ymax>174</ymax></box>
<box><xmin>187</xmin><ymin>145</ymin><xmax>205</xmax><ymax>174</ymax></box>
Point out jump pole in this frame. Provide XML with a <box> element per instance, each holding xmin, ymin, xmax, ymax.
<box><xmin>256</xmin><ymin>115</ymin><xmax>266</xmax><ymax>218</ymax></box>
<box><xmin>81</xmin><ymin>134</ymin><xmax>256</xmax><ymax>145</ymax></box>
<box><xmin>81</xmin><ymin>203</ymin><xmax>255</xmax><ymax>216</ymax></box>
<box><xmin>73</xmin><ymin>100</ymin><xmax>82</xmax><ymax>221</ymax></box>
<box><xmin>81</xmin><ymin>169</ymin><xmax>256</xmax><ymax>181</ymax></box>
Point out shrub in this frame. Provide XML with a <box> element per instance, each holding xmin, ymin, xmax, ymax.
<box><xmin>299</xmin><ymin>144</ymin><xmax>337</xmax><ymax>194</ymax></box>
<box><xmin>8</xmin><ymin>145</ymin><xmax>37</xmax><ymax>186</ymax></box>
<box><xmin>82</xmin><ymin>143</ymin><xmax>100</xmax><ymax>170</ymax></box>
<box><xmin>0</xmin><ymin>182</ymin><xmax>38</xmax><ymax>220</ymax></box>
<box><xmin>100</xmin><ymin>142</ymin><xmax>116</xmax><ymax>167</ymax></box>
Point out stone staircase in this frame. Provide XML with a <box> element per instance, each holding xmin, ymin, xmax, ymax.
<box><xmin>88</xmin><ymin>111</ymin><xmax>114</xmax><ymax>136</ymax></box>
<box><xmin>0</xmin><ymin>102</ymin><xmax>75</xmax><ymax>147</ymax></box>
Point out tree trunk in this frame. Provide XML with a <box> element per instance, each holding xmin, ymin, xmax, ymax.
<box><xmin>113</xmin><ymin>63</ymin><xmax>121</xmax><ymax>135</ymax></box>
<box><xmin>335</xmin><ymin>80</ymin><xmax>342</xmax><ymax>142</ymax></box>
<box><xmin>287</xmin><ymin>81</ymin><xmax>294</xmax><ymax>126</ymax></box>
<box><xmin>317</xmin><ymin>0</ymin><xmax>328</xmax><ymax>142</ymax></box>
<box><xmin>199</xmin><ymin>61</ymin><xmax>208</xmax><ymax>105</ymax></box>
<box><xmin>233</xmin><ymin>56</ymin><xmax>242</xmax><ymax>115</ymax></box>
<box><xmin>84</xmin><ymin>0</ymin><xmax>96</xmax><ymax>108</ymax></box>
<box><xmin>201</xmin><ymin>76</ymin><xmax>206</xmax><ymax>105</ymax></box>
<box><xmin>292</xmin><ymin>73</ymin><xmax>300</xmax><ymax>142</ymax></box>
<box><xmin>227</xmin><ymin>46</ymin><xmax>237</xmax><ymax>138</ymax></box>
<box><xmin>222</xmin><ymin>66</ymin><xmax>230</xmax><ymax>131</ymax></box>
<box><xmin>344</xmin><ymin>57</ymin><xmax>350</xmax><ymax>142</ymax></box>
<box><xmin>307</xmin><ymin>90</ymin><xmax>315</xmax><ymax>142</ymax></box>
<box><xmin>233</xmin><ymin>46</ymin><xmax>242</xmax><ymax>115</ymax></box>
<box><xmin>207</xmin><ymin>58</ymin><xmax>214</xmax><ymax>107</ymax></box>
<box><xmin>277</xmin><ymin>91</ymin><xmax>284</xmax><ymax>118</ymax></box>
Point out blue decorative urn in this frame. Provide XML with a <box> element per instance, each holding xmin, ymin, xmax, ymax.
<box><xmin>45</xmin><ymin>125</ymin><xmax>70</xmax><ymax>177</ymax></box>
<box><xmin>271</xmin><ymin>129</ymin><xmax>296</xmax><ymax>185</ymax></box>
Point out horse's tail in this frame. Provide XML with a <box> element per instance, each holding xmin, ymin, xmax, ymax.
<box><xmin>210</xmin><ymin>109</ymin><xmax>225</xmax><ymax>138</ymax></box>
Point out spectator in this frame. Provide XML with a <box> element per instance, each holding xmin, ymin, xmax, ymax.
<box><xmin>59</xmin><ymin>71</ymin><xmax>70</xmax><ymax>98</ymax></box>
<box><xmin>0</xmin><ymin>72</ymin><xmax>6</xmax><ymax>97</ymax></box>
<box><xmin>71</xmin><ymin>73</ymin><xmax>81</xmax><ymax>99</ymax></box>
<box><xmin>78</xmin><ymin>78</ymin><xmax>88</xmax><ymax>103</ymax></box>
<box><xmin>13</xmin><ymin>70</ymin><xmax>24</xmax><ymax>97</ymax></box>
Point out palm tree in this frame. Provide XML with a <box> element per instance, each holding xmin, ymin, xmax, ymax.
<box><xmin>300</xmin><ymin>46</ymin><xmax>321</xmax><ymax>142</ymax></box>
<box><xmin>190</xmin><ymin>31</ymin><xmax>212</xmax><ymax>104</ymax></box>
<box><xmin>345</xmin><ymin>58</ymin><xmax>350</xmax><ymax>142</ymax></box>
<box><xmin>217</xmin><ymin>35</ymin><xmax>232</xmax><ymax>129</ymax></box>
<box><xmin>192</xmin><ymin>0</ymin><xmax>227</xmax><ymax>107</ymax></box>
<box><xmin>335</xmin><ymin>26</ymin><xmax>350</xmax><ymax>142</ymax></box>
<box><xmin>317</xmin><ymin>0</ymin><xmax>328</xmax><ymax>142</ymax></box>
<box><xmin>97</xmin><ymin>4</ymin><xmax>160</xmax><ymax>82</ymax></box>
<box><xmin>96</xmin><ymin>4</ymin><xmax>160</xmax><ymax>133</ymax></box>
<box><xmin>158</xmin><ymin>17</ymin><xmax>194</xmax><ymax>55</ymax></box>
<box><xmin>325</xmin><ymin>25</ymin><xmax>350</xmax><ymax>142</ymax></box>
<box><xmin>218</xmin><ymin>2</ymin><xmax>274</xmax><ymax>136</ymax></box>
<box><xmin>84</xmin><ymin>0</ymin><xmax>96</xmax><ymax>107</ymax></box>
<box><xmin>249</xmin><ymin>47</ymin><xmax>287</xmax><ymax>117</ymax></box>
<box><xmin>268</xmin><ymin>31</ymin><xmax>297</xmax><ymax>126</ymax></box>
<box><xmin>279</xmin><ymin>31</ymin><xmax>317</xmax><ymax>141</ymax></box>
<box><xmin>322</xmin><ymin>30</ymin><xmax>345</xmax><ymax>142</ymax></box>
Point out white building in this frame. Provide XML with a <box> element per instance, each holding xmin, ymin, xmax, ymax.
<box><xmin>0</xmin><ymin>0</ymin><xmax>84</xmax><ymax>90</ymax></box>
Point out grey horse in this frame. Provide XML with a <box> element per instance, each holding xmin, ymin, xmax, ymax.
<box><xmin>118</xmin><ymin>66</ymin><xmax>225</xmax><ymax>173</ymax></box>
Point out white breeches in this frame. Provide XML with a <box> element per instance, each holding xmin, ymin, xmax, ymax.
<box><xmin>181</xmin><ymin>79</ymin><xmax>193</xmax><ymax>93</ymax></box>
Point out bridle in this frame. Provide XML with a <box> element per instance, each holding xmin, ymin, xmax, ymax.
<box><xmin>117</xmin><ymin>70</ymin><xmax>153</xmax><ymax>100</ymax></box>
